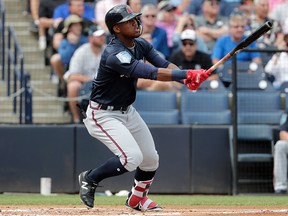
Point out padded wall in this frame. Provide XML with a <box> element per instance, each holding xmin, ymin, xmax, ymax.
<box><xmin>0</xmin><ymin>125</ymin><xmax>232</xmax><ymax>194</ymax></box>
<box><xmin>191</xmin><ymin>126</ymin><xmax>232</xmax><ymax>194</ymax></box>
<box><xmin>0</xmin><ymin>125</ymin><xmax>75</xmax><ymax>193</ymax></box>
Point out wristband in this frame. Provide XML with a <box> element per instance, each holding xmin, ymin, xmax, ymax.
<box><xmin>171</xmin><ymin>70</ymin><xmax>187</xmax><ymax>82</ymax></box>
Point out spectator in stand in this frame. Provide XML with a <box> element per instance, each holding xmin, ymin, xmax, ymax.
<box><xmin>211</xmin><ymin>14</ymin><xmax>262</xmax><ymax>65</ymax></box>
<box><xmin>52</xmin><ymin>0</ymin><xmax>95</xmax><ymax>50</ymax></box>
<box><xmin>194</xmin><ymin>0</ymin><xmax>229</xmax><ymax>54</ymax></box>
<box><xmin>246</xmin><ymin>0</ymin><xmax>282</xmax><ymax>48</ymax></box>
<box><xmin>245</xmin><ymin>0</ymin><xmax>282</xmax><ymax>65</ymax></box>
<box><xmin>172</xmin><ymin>14</ymin><xmax>208</xmax><ymax>54</ymax></box>
<box><xmin>53</xmin><ymin>0</ymin><xmax>95</xmax><ymax>29</ymax></box>
<box><xmin>29</xmin><ymin>0</ymin><xmax>40</xmax><ymax>33</ymax></box>
<box><xmin>50</xmin><ymin>15</ymin><xmax>88</xmax><ymax>86</ymax></box>
<box><xmin>187</xmin><ymin>0</ymin><xmax>203</xmax><ymax>16</ymax></box>
<box><xmin>264</xmin><ymin>19</ymin><xmax>288</xmax><ymax>90</ymax></box>
<box><xmin>171</xmin><ymin>0</ymin><xmax>191</xmax><ymax>15</ymax></box>
<box><xmin>64</xmin><ymin>25</ymin><xmax>106</xmax><ymax>123</ymax></box>
<box><xmin>156</xmin><ymin>1</ymin><xmax>178</xmax><ymax>55</ymax></box>
<box><xmin>270</xmin><ymin>0</ymin><xmax>288</xmax><ymax>28</ymax></box>
<box><xmin>169</xmin><ymin>29</ymin><xmax>215</xmax><ymax>79</ymax></box>
<box><xmin>268</xmin><ymin>0</ymin><xmax>284</xmax><ymax>14</ymax></box>
<box><xmin>95</xmin><ymin>0</ymin><xmax>127</xmax><ymax>33</ymax></box>
<box><xmin>127</xmin><ymin>0</ymin><xmax>142</xmax><ymax>13</ymax></box>
<box><xmin>219</xmin><ymin>0</ymin><xmax>242</xmax><ymax>17</ymax></box>
<box><xmin>140</xmin><ymin>4</ymin><xmax>170</xmax><ymax>59</ymax></box>
<box><xmin>38</xmin><ymin>0</ymin><xmax>67</xmax><ymax>50</ymax></box>
<box><xmin>273</xmin><ymin>113</ymin><xmax>288</xmax><ymax>194</ymax></box>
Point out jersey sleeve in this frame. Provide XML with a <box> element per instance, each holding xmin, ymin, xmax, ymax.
<box><xmin>106</xmin><ymin>51</ymin><xmax>158</xmax><ymax>80</ymax></box>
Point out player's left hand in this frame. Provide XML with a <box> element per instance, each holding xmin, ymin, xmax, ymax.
<box><xmin>184</xmin><ymin>69</ymin><xmax>209</xmax><ymax>90</ymax></box>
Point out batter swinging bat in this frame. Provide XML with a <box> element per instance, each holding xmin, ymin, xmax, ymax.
<box><xmin>206</xmin><ymin>21</ymin><xmax>273</xmax><ymax>75</ymax></box>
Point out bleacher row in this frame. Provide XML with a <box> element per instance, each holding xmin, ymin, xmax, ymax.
<box><xmin>132</xmin><ymin>86</ymin><xmax>286</xmax><ymax>125</ymax></box>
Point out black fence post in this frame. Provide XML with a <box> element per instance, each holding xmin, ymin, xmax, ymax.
<box><xmin>24</xmin><ymin>72</ymin><xmax>33</xmax><ymax>124</ymax></box>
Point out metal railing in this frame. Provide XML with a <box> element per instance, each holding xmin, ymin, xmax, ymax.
<box><xmin>6</xmin><ymin>25</ymin><xmax>32</xmax><ymax>124</ymax></box>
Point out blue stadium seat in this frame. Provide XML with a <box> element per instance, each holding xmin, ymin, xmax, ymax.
<box><xmin>237</xmin><ymin>91</ymin><xmax>283</xmax><ymax>124</ymax></box>
<box><xmin>218</xmin><ymin>61</ymin><xmax>273</xmax><ymax>91</ymax></box>
<box><xmin>280</xmin><ymin>81</ymin><xmax>288</xmax><ymax>94</ymax></box>
<box><xmin>237</xmin><ymin>124</ymin><xmax>274</xmax><ymax>162</ymax></box>
<box><xmin>133</xmin><ymin>91</ymin><xmax>179</xmax><ymax>125</ymax></box>
<box><xmin>192</xmin><ymin>79</ymin><xmax>227</xmax><ymax>92</ymax></box>
<box><xmin>180</xmin><ymin>91</ymin><xmax>231</xmax><ymax>125</ymax></box>
<box><xmin>229</xmin><ymin>124</ymin><xmax>274</xmax><ymax>192</ymax></box>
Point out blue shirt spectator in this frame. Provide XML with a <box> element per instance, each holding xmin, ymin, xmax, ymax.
<box><xmin>212</xmin><ymin>13</ymin><xmax>262</xmax><ymax>65</ymax></box>
<box><xmin>58</xmin><ymin>35</ymin><xmax>88</xmax><ymax>66</ymax></box>
<box><xmin>212</xmin><ymin>34</ymin><xmax>260</xmax><ymax>62</ymax></box>
<box><xmin>187</xmin><ymin>0</ymin><xmax>203</xmax><ymax>15</ymax></box>
<box><xmin>53</xmin><ymin>2</ymin><xmax>95</xmax><ymax>21</ymax></box>
<box><xmin>151</xmin><ymin>27</ymin><xmax>170</xmax><ymax>59</ymax></box>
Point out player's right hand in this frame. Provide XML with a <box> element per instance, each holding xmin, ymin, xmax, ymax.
<box><xmin>184</xmin><ymin>69</ymin><xmax>209</xmax><ymax>90</ymax></box>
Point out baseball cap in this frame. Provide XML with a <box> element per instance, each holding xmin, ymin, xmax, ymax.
<box><xmin>88</xmin><ymin>24</ymin><xmax>106</xmax><ymax>37</ymax></box>
<box><xmin>62</xmin><ymin>15</ymin><xmax>83</xmax><ymax>34</ymax></box>
<box><xmin>158</xmin><ymin>1</ymin><xmax>176</xmax><ymax>11</ymax></box>
<box><xmin>180</xmin><ymin>29</ymin><xmax>197</xmax><ymax>41</ymax></box>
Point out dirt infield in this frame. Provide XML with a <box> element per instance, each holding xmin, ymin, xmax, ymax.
<box><xmin>1</xmin><ymin>205</ymin><xmax>288</xmax><ymax>216</ymax></box>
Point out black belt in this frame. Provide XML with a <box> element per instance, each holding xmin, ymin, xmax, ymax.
<box><xmin>99</xmin><ymin>104</ymin><xmax>129</xmax><ymax>111</ymax></box>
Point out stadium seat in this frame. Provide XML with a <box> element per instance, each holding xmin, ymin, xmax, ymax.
<box><xmin>180</xmin><ymin>91</ymin><xmax>231</xmax><ymax>125</ymax></box>
<box><xmin>229</xmin><ymin>124</ymin><xmax>274</xmax><ymax>193</ymax></box>
<box><xmin>133</xmin><ymin>91</ymin><xmax>179</xmax><ymax>125</ymax></box>
<box><xmin>237</xmin><ymin>91</ymin><xmax>283</xmax><ymax>124</ymax></box>
<box><xmin>280</xmin><ymin>81</ymin><xmax>288</xmax><ymax>94</ymax></box>
<box><xmin>192</xmin><ymin>79</ymin><xmax>227</xmax><ymax>92</ymax></box>
<box><xmin>218</xmin><ymin>61</ymin><xmax>273</xmax><ymax>91</ymax></box>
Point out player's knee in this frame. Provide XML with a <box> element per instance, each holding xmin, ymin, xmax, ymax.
<box><xmin>140</xmin><ymin>152</ymin><xmax>159</xmax><ymax>171</ymax></box>
<box><xmin>125</xmin><ymin>151</ymin><xmax>144</xmax><ymax>171</ymax></box>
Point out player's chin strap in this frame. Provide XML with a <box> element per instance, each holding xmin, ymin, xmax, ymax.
<box><xmin>127</xmin><ymin>178</ymin><xmax>153</xmax><ymax>208</ymax></box>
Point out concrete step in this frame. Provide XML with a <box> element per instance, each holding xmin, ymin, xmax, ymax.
<box><xmin>0</xmin><ymin>0</ymin><xmax>72</xmax><ymax>124</ymax></box>
<box><xmin>0</xmin><ymin>112</ymin><xmax>72</xmax><ymax>124</ymax></box>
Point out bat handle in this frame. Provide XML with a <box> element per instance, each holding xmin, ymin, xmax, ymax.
<box><xmin>205</xmin><ymin>53</ymin><xmax>233</xmax><ymax>75</ymax></box>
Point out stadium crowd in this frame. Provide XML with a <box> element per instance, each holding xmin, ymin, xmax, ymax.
<box><xmin>25</xmin><ymin>0</ymin><xmax>288</xmax><ymax>195</ymax></box>
<box><xmin>26</xmin><ymin>0</ymin><xmax>288</xmax><ymax>117</ymax></box>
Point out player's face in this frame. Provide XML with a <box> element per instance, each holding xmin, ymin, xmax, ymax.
<box><xmin>116</xmin><ymin>18</ymin><xmax>142</xmax><ymax>38</ymax></box>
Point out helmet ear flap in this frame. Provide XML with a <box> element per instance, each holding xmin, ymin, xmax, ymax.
<box><xmin>135</xmin><ymin>17</ymin><xmax>143</xmax><ymax>35</ymax></box>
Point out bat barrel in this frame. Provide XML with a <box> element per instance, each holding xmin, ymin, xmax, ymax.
<box><xmin>231</xmin><ymin>21</ymin><xmax>273</xmax><ymax>54</ymax></box>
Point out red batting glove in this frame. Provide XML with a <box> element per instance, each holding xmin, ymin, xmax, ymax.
<box><xmin>184</xmin><ymin>69</ymin><xmax>209</xmax><ymax>90</ymax></box>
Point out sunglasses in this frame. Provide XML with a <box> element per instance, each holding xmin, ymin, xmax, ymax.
<box><xmin>182</xmin><ymin>41</ymin><xmax>195</xmax><ymax>46</ymax></box>
<box><xmin>144</xmin><ymin>14</ymin><xmax>156</xmax><ymax>18</ymax></box>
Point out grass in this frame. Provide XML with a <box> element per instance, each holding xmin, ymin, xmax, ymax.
<box><xmin>0</xmin><ymin>194</ymin><xmax>288</xmax><ymax>206</ymax></box>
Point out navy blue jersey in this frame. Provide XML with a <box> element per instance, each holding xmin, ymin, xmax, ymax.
<box><xmin>90</xmin><ymin>37</ymin><xmax>170</xmax><ymax>106</ymax></box>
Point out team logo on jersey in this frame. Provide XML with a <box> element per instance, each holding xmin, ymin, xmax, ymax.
<box><xmin>116</xmin><ymin>51</ymin><xmax>132</xmax><ymax>64</ymax></box>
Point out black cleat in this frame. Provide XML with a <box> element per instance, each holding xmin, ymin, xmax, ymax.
<box><xmin>78</xmin><ymin>171</ymin><xmax>98</xmax><ymax>208</ymax></box>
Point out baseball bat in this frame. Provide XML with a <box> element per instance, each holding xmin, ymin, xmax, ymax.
<box><xmin>206</xmin><ymin>21</ymin><xmax>273</xmax><ymax>75</ymax></box>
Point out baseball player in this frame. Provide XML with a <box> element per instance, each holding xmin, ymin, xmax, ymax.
<box><xmin>78</xmin><ymin>4</ymin><xmax>209</xmax><ymax>211</ymax></box>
